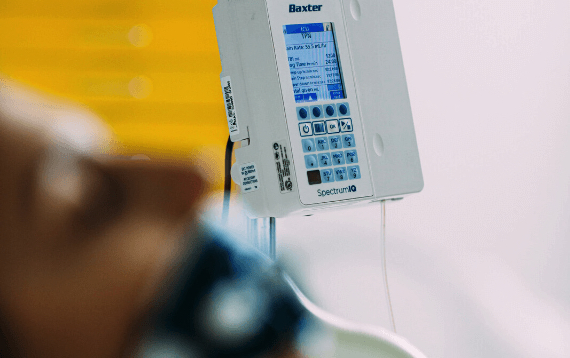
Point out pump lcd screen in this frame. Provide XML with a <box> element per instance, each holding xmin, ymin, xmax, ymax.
<box><xmin>283</xmin><ymin>22</ymin><xmax>346</xmax><ymax>103</ymax></box>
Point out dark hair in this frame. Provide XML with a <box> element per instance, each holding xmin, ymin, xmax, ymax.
<box><xmin>0</xmin><ymin>313</ymin><xmax>18</xmax><ymax>357</ymax></box>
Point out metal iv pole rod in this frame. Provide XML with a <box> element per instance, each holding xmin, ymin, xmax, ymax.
<box><xmin>248</xmin><ymin>217</ymin><xmax>276</xmax><ymax>261</ymax></box>
<box><xmin>269</xmin><ymin>217</ymin><xmax>276</xmax><ymax>261</ymax></box>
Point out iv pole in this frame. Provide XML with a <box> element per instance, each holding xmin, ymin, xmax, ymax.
<box><xmin>247</xmin><ymin>217</ymin><xmax>276</xmax><ymax>261</ymax></box>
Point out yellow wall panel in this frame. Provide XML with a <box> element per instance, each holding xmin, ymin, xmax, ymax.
<box><xmin>0</xmin><ymin>0</ymin><xmax>228</xmax><ymax>186</ymax></box>
<box><xmin>0</xmin><ymin>0</ymin><xmax>217</xmax><ymax>20</ymax></box>
<box><xmin>5</xmin><ymin>71</ymin><xmax>222</xmax><ymax>103</ymax></box>
<box><xmin>0</xmin><ymin>49</ymin><xmax>220</xmax><ymax>73</ymax></box>
<box><xmin>0</xmin><ymin>18</ymin><xmax>219</xmax><ymax>52</ymax></box>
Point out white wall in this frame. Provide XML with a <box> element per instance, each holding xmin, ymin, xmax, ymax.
<box><xmin>277</xmin><ymin>1</ymin><xmax>570</xmax><ymax>357</ymax></box>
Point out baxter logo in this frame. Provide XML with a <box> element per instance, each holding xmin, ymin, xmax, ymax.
<box><xmin>317</xmin><ymin>185</ymin><xmax>357</xmax><ymax>197</ymax></box>
<box><xmin>289</xmin><ymin>4</ymin><xmax>323</xmax><ymax>12</ymax></box>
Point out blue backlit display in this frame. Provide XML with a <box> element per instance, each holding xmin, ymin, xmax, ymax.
<box><xmin>283</xmin><ymin>22</ymin><xmax>347</xmax><ymax>103</ymax></box>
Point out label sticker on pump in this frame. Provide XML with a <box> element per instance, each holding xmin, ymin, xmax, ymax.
<box><xmin>240</xmin><ymin>162</ymin><xmax>260</xmax><ymax>193</ymax></box>
<box><xmin>272</xmin><ymin>141</ymin><xmax>294</xmax><ymax>193</ymax></box>
<box><xmin>221</xmin><ymin>76</ymin><xmax>240</xmax><ymax>135</ymax></box>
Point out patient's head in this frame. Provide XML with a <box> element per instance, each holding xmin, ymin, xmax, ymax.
<box><xmin>0</xmin><ymin>76</ymin><xmax>209</xmax><ymax>357</ymax></box>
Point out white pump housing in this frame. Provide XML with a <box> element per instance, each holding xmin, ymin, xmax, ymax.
<box><xmin>214</xmin><ymin>0</ymin><xmax>423</xmax><ymax>218</ymax></box>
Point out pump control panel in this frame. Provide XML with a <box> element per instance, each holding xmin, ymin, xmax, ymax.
<box><xmin>214</xmin><ymin>0</ymin><xmax>423</xmax><ymax>218</ymax></box>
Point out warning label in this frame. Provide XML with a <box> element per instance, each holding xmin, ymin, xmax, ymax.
<box><xmin>221</xmin><ymin>76</ymin><xmax>240</xmax><ymax>135</ymax></box>
<box><xmin>240</xmin><ymin>162</ymin><xmax>260</xmax><ymax>193</ymax></box>
<box><xmin>272</xmin><ymin>141</ymin><xmax>294</xmax><ymax>194</ymax></box>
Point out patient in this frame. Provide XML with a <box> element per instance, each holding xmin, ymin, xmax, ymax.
<box><xmin>0</xmin><ymin>76</ymin><xmax>301</xmax><ymax>357</ymax></box>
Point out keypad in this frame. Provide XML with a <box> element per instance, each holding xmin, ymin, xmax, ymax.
<box><xmin>296</xmin><ymin>103</ymin><xmax>362</xmax><ymax>187</ymax></box>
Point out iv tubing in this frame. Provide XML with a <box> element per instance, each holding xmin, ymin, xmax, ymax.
<box><xmin>222</xmin><ymin>136</ymin><xmax>234</xmax><ymax>225</ymax></box>
<box><xmin>284</xmin><ymin>273</ymin><xmax>428</xmax><ymax>358</ymax></box>
<box><xmin>381</xmin><ymin>200</ymin><xmax>397</xmax><ymax>333</ymax></box>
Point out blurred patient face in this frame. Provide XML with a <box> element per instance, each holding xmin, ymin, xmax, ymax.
<box><xmin>0</xmin><ymin>77</ymin><xmax>207</xmax><ymax>357</ymax></box>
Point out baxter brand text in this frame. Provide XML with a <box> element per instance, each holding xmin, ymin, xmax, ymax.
<box><xmin>289</xmin><ymin>4</ymin><xmax>323</xmax><ymax>12</ymax></box>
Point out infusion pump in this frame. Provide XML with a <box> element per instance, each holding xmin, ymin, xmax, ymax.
<box><xmin>213</xmin><ymin>0</ymin><xmax>423</xmax><ymax>218</ymax></box>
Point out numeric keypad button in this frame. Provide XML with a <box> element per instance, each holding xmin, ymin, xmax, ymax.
<box><xmin>334</xmin><ymin>167</ymin><xmax>348</xmax><ymax>181</ymax></box>
<box><xmin>345</xmin><ymin>150</ymin><xmax>358</xmax><ymax>164</ymax></box>
<box><xmin>316</xmin><ymin>137</ymin><xmax>329</xmax><ymax>151</ymax></box>
<box><xmin>304</xmin><ymin>154</ymin><xmax>318</xmax><ymax>169</ymax></box>
<box><xmin>318</xmin><ymin>153</ymin><xmax>331</xmax><ymax>167</ymax></box>
<box><xmin>329</xmin><ymin>135</ymin><xmax>342</xmax><ymax>150</ymax></box>
<box><xmin>332</xmin><ymin>151</ymin><xmax>345</xmax><ymax>165</ymax></box>
<box><xmin>342</xmin><ymin>134</ymin><xmax>355</xmax><ymax>148</ymax></box>
<box><xmin>302</xmin><ymin>138</ymin><xmax>316</xmax><ymax>153</ymax></box>
<box><xmin>347</xmin><ymin>165</ymin><xmax>361</xmax><ymax>180</ymax></box>
<box><xmin>321</xmin><ymin>169</ymin><xmax>335</xmax><ymax>183</ymax></box>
